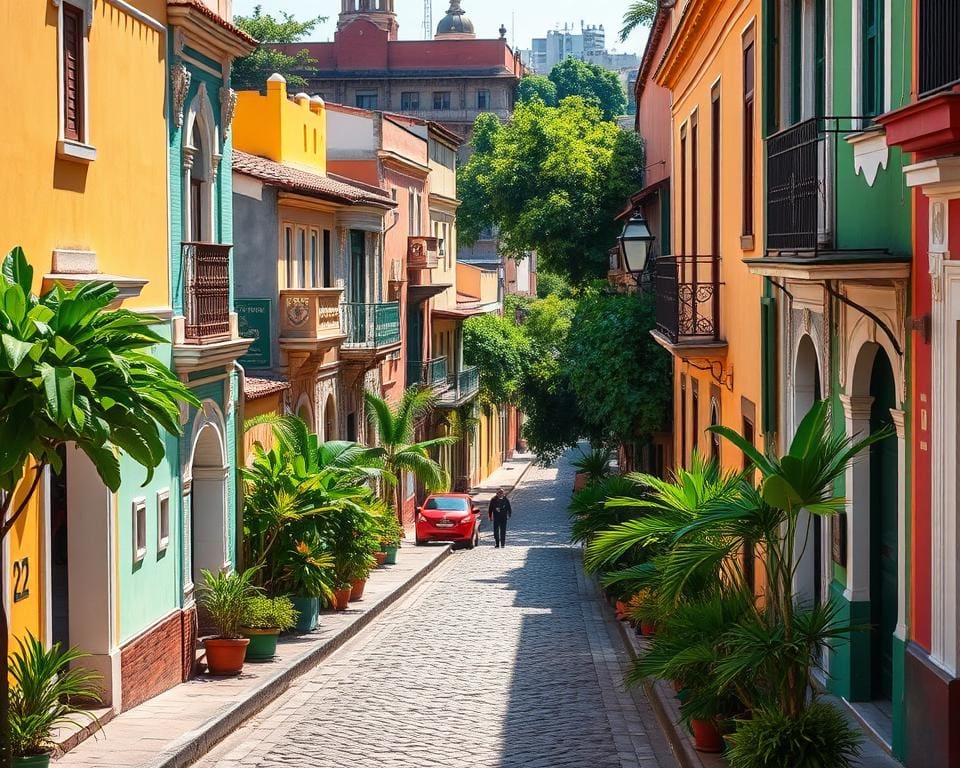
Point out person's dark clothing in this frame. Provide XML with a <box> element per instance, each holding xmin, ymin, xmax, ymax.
<box><xmin>489</xmin><ymin>495</ymin><xmax>512</xmax><ymax>547</ymax></box>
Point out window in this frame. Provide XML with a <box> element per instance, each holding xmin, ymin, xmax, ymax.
<box><xmin>691</xmin><ymin>111</ymin><xmax>699</xmax><ymax>256</ymax></box>
<box><xmin>323</xmin><ymin>229</ymin><xmax>332</xmax><ymax>288</ymax></box>
<box><xmin>310</xmin><ymin>229</ymin><xmax>319</xmax><ymax>287</ymax></box>
<box><xmin>477</xmin><ymin>89</ymin><xmax>490</xmax><ymax>110</ymax></box>
<box><xmin>62</xmin><ymin>3</ymin><xmax>85</xmax><ymax>143</ymax></box>
<box><xmin>355</xmin><ymin>91</ymin><xmax>379</xmax><ymax>109</ymax></box>
<box><xmin>408</xmin><ymin>189</ymin><xmax>416</xmax><ymax>234</ymax></box>
<box><xmin>433</xmin><ymin>91</ymin><xmax>452</xmax><ymax>111</ymax></box>
<box><xmin>429</xmin><ymin>140</ymin><xmax>456</xmax><ymax>169</ymax></box>
<box><xmin>711</xmin><ymin>87</ymin><xmax>721</xmax><ymax>256</ymax></box>
<box><xmin>401</xmin><ymin>91</ymin><xmax>420</xmax><ymax>110</ymax></box>
<box><xmin>296</xmin><ymin>227</ymin><xmax>307</xmax><ymax>288</ymax></box>
<box><xmin>157</xmin><ymin>489</ymin><xmax>170</xmax><ymax>553</ymax></box>
<box><xmin>680</xmin><ymin>125</ymin><xmax>687</xmax><ymax>254</ymax></box>
<box><xmin>862</xmin><ymin>0</ymin><xmax>883</xmax><ymax>116</ymax></box>
<box><xmin>742</xmin><ymin>34</ymin><xmax>756</xmax><ymax>237</ymax></box>
<box><xmin>284</xmin><ymin>225</ymin><xmax>293</xmax><ymax>288</ymax></box>
<box><xmin>133</xmin><ymin>497</ymin><xmax>147</xmax><ymax>563</ymax></box>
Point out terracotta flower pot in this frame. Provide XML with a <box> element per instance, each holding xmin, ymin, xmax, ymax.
<box><xmin>640</xmin><ymin>620</ymin><xmax>656</xmax><ymax>636</ymax></box>
<box><xmin>573</xmin><ymin>471</ymin><xmax>589</xmax><ymax>491</ymax></box>
<box><xmin>373</xmin><ymin>551</ymin><xmax>388</xmax><ymax>567</ymax></box>
<box><xmin>691</xmin><ymin>719</ymin><xmax>725</xmax><ymax>753</ymax></box>
<box><xmin>615</xmin><ymin>600</ymin><xmax>628</xmax><ymax>620</ymax></box>
<box><xmin>203</xmin><ymin>637</ymin><xmax>249</xmax><ymax>676</ymax></box>
<box><xmin>350</xmin><ymin>579</ymin><xmax>367</xmax><ymax>601</ymax></box>
<box><xmin>333</xmin><ymin>587</ymin><xmax>352</xmax><ymax>610</ymax></box>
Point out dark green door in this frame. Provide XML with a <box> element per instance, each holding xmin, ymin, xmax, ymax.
<box><xmin>869</xmin><ymin>349</ymin><xmax>897</xmax><ymax>701</ymax></box>
<box><xmin>350</xmin><ymin>230</ymin><xmax>367</xmax><ymax>342</ymax></box>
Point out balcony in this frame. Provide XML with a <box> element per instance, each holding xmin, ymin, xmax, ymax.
<box><xmin>407</xmin><ymin>236</ymin><xmax>439</xmax><ymax>270</ymax></box>
<box><xmin>341</xmin><ymin>302</ymin><xmax>402</xmax><ymax>352</ymax></box>
<box><xmin>653</xmin><ymin>256</ymin><xmax>724</xmax><ymax>353</ymax></box>
<box><xmin>407</xmin><ymin>356</ymin><xmax>448</xmax><ymax>390</ymax></box>
<box><xmin>438</xmin><ymin>366</ymin><xmax>480</xmax><ymax>407</ymax></box>
<box><xmin>920</xmin><ymin>0</ymin><xmax>960</xmax><ymax>96</ymax></box>
<box><xmin>279</xmin><ymin>288</ymin><xmax>345</xmax><ymax>352</ymax></box>
<box><xmin>182</xmin><ymin>242</ymin><xmax>231</xmax><ymax>343</ymax></box>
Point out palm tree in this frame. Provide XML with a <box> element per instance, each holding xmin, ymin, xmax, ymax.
<box><xmin>620</xmin><ymin>0</ymin><xmax>659</xmax><ymax>41</ymax></box>
<box><xmin>364</xmin><ymin>388</ymin><xmax>458</xmax><ymax>522</ymax></box>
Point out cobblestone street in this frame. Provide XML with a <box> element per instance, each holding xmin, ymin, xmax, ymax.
<box><xmin>195</xmin><ymin>452</ymin><xmax>677</xmax><ymax>768</ymax></box>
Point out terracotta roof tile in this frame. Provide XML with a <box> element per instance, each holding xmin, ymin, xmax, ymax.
<box><xmin>232</xmin><ymin>151</ymin><xmax>395</xmax><ymax>206</ymax></box>
<box><xmin>167</xmin><ymin>0</ymin><xmax>257</xmax><ymax>46</ymax></box>
<box><xmin>244</xmin><ymin>377</ymin><xmax>290</xmax><ymax>401</ymax></box>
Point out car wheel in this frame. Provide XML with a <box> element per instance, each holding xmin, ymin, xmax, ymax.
<box><xmin>466</xmin><ymin>532</ymin><xmax>476</xmax><ymax>550</ymax></box>
<box><xmin>415</xmin><ymin>537</ymin><xmax>426</xmax><ymax>546</ymax></box>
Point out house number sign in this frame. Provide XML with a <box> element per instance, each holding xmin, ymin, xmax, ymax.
<box><xmin>12</xmin><ymin>556</ymin><xmax>30</xmax><ymax>602</ymax></box>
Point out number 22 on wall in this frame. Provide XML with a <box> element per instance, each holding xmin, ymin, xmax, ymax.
<box><xmin>12</xmin><ymin>556</ymin><xmax>29</xmax><ymax>602</ymax></box>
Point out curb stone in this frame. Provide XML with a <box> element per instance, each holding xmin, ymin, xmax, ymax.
<box><xmin>140</xmin><ymin>544</ymin><xmax>451</xmax><ymax>768</ymax></box>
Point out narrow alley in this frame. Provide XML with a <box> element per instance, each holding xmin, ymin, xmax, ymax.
<box><xmin>193</xmin><ymin>452</ymin><xmax>678</xmax><ymax>768</ymax></box>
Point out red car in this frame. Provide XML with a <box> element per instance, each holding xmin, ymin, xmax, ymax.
<box><xmin>415</xmin><ymin>493</ymin><xmax>481</xmax><ymax>549</ymax></box>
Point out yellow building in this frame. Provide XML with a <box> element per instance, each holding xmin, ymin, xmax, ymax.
<box><xmin>0</xmin><ymin>0</ymin><xmax>170</xmax><ymax>662</ymax></box>
<box><xmin>652</xmin><ymin>0</ymin><xmax>766</xmax><ymax>485</ymax></box>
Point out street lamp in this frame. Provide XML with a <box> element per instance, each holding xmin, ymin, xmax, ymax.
<box><xmin>618</xmin><ymin>214</ymin><xmax>655</xmax><ymax>276</ymax></box>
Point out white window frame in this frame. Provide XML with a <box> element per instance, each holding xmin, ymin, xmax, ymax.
<box><xmin>53</xmin><ymin>0</ymin><xmax>96</xmax><ymax>162</ymax></box>
<box><xmin>132</xmin><ymin>496</ymin><xmax>148</xmax><ymax>563</ymax></box>
<box><xmin>157</xmin><ymin>489</ymin><xmax>170</xmax><ymax>553</ymax></box>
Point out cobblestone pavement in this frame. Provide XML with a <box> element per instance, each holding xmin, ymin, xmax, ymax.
<box><xmin>195</xmin><ymin>452</ymin><xmax>678</xmax><ymax>768</ymax></box>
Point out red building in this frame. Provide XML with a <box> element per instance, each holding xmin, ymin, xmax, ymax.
<box><xmin>878</xmin><ymin>4</ymin><xmax>960</xmax><ymax>765</ymax></box>
<box><xmin>278</xmin><ymin>0</ymin><xmax>525</xmax><ymax>141</ymax></box>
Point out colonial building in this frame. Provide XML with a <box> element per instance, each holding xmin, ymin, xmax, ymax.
<box><xmin>746</xmin><ymin>0</ymin><xmax>913</xmax><ymax>757</ymax></box>
<box><xmin>277</xmin><ymin>0</ymin><xmax>525</xmax><ymax>142</ymax></box>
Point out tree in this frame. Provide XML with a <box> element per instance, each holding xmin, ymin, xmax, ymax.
<box><xmin>536</xmin><ymin>270</ymin><xmax>572</xmax><ymax>299</ymax></box>
<box><xmin>620</xmin><ymin>1</ymin><xmax>658</xmax><ymax>42</ymax></box>
<box><xmin>516</xmin><ymin>75</ymin><xmax>557</xmax><ymax>107</ymax></box>
<box><xmin>548</xmin><ymin>58</ymin><xmax>628</xmax><ymax>121</ymax></box>
<box><xmin>363</xmin><ymin>389</ymin><xmax>457</xmax><ymax>520</ymax></box>
<box><xmin>462</xmin><ymin>312</ymin><xmax>529</xmax><ymax>405</ymax></box>
<box><xmin>564</xmin><ymin>289</ymin><xmax>671</xmax><ymax>444</ymax></box>
<box><xmin>0</xmin><ymin>248</ymin><xmax>198</xmax><ymax>768</ymax></box>
<box><xmin>233</xmin><ymin>6</ymin><xmax>326</xmax><ymax>91</ymax></box>
<box><xmin>458</xmin><ymin>97</ymin><xmax>644</xmax><ymax>283</ymax></box>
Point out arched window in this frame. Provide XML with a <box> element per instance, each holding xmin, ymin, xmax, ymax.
<box><xmin>184</xmin><ymin>83</ymin><xmax>218</xmax><ymax>243</ymax></box>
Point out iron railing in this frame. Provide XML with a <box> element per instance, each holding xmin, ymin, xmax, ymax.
<box><xmin>440</xmin><ymin>366</ymin><xmax>480</xmax><ymax>404</ymax></box>
<box><xmin>654</xmin><ymin>255</ymin><xmax>721</xmax><ymax>344</ymax></box>
<box><xmin>766</xmin><ymin>116</ymin><xmax>871</xmax><ymax>254</ymax></box>
<box><xmin>182</xmin><ymin>242</ymin><xmax>231</xmax><ymax>343</ymax></box>
<box><xmin>341</xmin><ymin>302</ymin><xmax>401</xmax><ymax>348</ymax></box>
<box><xmin>920</xmin><ymin>0</ymin><xmax>960</xmax><ymax>96</ymax></box>
<box><xmin>407</xmin><ymin>356</ymin><xmax>448</xmax><ymax>389</ymax></box>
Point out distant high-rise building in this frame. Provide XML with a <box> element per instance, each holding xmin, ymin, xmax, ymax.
<box><xmin>520</xmin><ymin>21</ymin><xmax>639</xmax><ymax>76</ymax></box>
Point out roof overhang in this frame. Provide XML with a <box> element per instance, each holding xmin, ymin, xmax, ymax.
<box><xmin>744</xmin><ymin>252</ymin><xmax>911</xmax><ymax>281</ymax></box>
<box><xmin>409</xmin><ymin>283</ymin><xmax>453</xmax><ymax>303</ymax></box>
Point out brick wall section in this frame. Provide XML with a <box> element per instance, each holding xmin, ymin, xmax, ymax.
<box><xmin>181</xmin><ymin>605</ymin><xmax>198</xmax><ymax>681</ymax></box>
<box><xmin>120</xmin><ymin>609</ymin><xmax>195</xmax><ymax>711</ymax></box>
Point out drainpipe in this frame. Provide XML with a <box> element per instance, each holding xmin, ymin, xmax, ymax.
<box><xmin>233</xmin><ymin>361</ymin><xmax>246</xmax><ymax>570</ymax></box>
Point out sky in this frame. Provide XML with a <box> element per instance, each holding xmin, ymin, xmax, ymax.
<box><xmin>232</xmin><ymin>0</ymin><xmax>649</xmax><ymax>57</ymax></box>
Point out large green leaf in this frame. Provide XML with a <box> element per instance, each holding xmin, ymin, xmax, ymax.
<box><xmin>3</xmin><ymin>247</ymin><xmax>34</xmax><ymax>296</ymax></box>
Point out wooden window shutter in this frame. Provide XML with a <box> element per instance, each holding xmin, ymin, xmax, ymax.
<box><xmin>62</xmin><ymin>4</ymin><xmax>84</xmax><ymax>142</ymax></box>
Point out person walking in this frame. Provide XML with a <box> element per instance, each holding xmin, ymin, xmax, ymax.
<box><xmin>488</xmin><ymin>488</ymin><xmax>512</xmax><ymax>548</ymax></box>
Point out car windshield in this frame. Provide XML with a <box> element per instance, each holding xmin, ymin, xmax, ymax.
<box><xmin>424</xmin><ymin>497</ymin><xmax>470</xmax><ymax>512</ymax></box>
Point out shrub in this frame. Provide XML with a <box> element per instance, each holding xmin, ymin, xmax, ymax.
<box><xmin>725</xmin><ymin>702</ymin><xmax>862</xmax><ymax>768</ymax></box>
<box><xmin>242</xmin><ymin>595</ymin><xmax>298</xmax><ymax>632</ymax></box>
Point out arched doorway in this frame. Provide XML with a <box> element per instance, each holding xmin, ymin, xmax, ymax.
<box><xmin>869</xmin><ymin>348</ymin><xmax>897</xmax><ymax>702</ymax></box>
<box><xmin>794</xmin><ymin>335</ymin><xmax>823</xmax><ymax>609</ymax></box>
<box><xmin>324</xmin><ymin>394</ymin><xmax>337</xmax><ymax>441</ymax></box>
<box><xmin>189</xmin><ymin>423</ymin><xmax>228</xmax><ymax>589</ymax></box>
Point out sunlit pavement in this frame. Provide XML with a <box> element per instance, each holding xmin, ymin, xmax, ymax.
<box><xmin>194</xmin><ymin>451</ymin><xmax>677</xmax><ymax>768</ymax></box>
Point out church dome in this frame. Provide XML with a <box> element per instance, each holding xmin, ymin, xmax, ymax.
<box><xmin>436</xmin><ymin>0</ymin><xmax>475</xmax><ymax>37</ymax></box>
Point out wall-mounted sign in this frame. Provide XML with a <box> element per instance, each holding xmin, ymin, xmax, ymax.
<box><xmin>236</xmin><ymin>299</ymin><xmax>272</xmax><ymax>369</ymax></box>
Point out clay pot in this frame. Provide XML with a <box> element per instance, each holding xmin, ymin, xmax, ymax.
<box><xmin>573</xmin><ymin>472</ymin><xmax>589</xmax><ymax>491</ymax></box>
<box><xmin>203</xmin><ymin>637</ymin><xmax>250</xmax><ymax>676</ymax></box>
<box><xmin>333</xmin><ymin>587</ymin><xmax>352</xmax><ymax>610</ymax></box>
<box><xmin>615</xmin><ymin>600</ymin><xmax>628</xmax><ymax>620</ymax></box>
<box><xmin>640</xmin><ymin>620</ymin><xmax>656</xmax><ymax>636</ymax></box>
<box><xmin>691</xmin><ymin>719</ymin><xmax>725</xmax><ymax>753</ymax></box>
<box><xmin>373</xmin><ymin>551</ymin><xmax>388</xmax><ymax>567</ymax></box>
<box><xmin>350</xmin><ymin>579</ymin><xmax>367</xmax><ymax>601</ymax></box>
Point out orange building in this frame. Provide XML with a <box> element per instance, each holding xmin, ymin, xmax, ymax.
<box><xmin>651</xmin><ymin>0</ymin><xmax>766</xmax><ymax>482</ymax></box>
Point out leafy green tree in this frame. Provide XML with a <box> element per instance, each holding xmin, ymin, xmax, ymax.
<box><xmin>233</xmin><ymin>6</ymin><xmax>325</xmax><ymax>91</ymax></box>
<box><xmin>463</xmin><ymin>312</ymin><xmax>530</xmax><ymax>405</ymax></box>
<box><xmin>516</xmin><ymin>75</ymin><xmax>558</xmax><ymax>106</ymax></box>
<box><xmin>564</xmin><ymin>290</ymin><xmax>671</xmax><ymax>444</ymax></box>
<box><xmin>363</xmin><ymin>389</ymin><xmax>457</xmax><ymax>520</ymax></box>
<box><xmin>0</xmin><ymin>247</ymin><xmax>198</xmax><ymax>768</ymax></box>
<box><xmin>458</xmin><ymin>97</ymin><xmax>644</xmax><ymax>282</ymax></box>
<box><xmin>548</xmin><ymin>58</ymin><xmax>627</xmax><ymax>120</ymax></box>
<box><xmin>620</xmin><ymin>0</ymin><xmax>658</xmax><ymax>41</ymax></box>
<box><xmin>536</xmin><ymin>270</ymin><xmax>572</xmax><ymax>299</ymax></box>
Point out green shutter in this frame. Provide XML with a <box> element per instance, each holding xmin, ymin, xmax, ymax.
<box><xmin>761</xmin><ymin>296</ymin><xmax>777</xmax><ymax>434</ymax></box>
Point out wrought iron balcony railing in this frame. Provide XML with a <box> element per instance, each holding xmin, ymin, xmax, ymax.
<box><xmin>407</xmin><ymin>356</ymin><xmax>448</xmax><ymax>389</ymax></box>
<box><xmin>766</xmin><ymin>116</ymin><xmax>872</xmax><ymax>254</ymax></box>
<box><xmin>654</xmin><ymin>255</ymin><xmax>722</xmax><ymax>345</ymax></box>
<box><xmin>439</xmin><ymin>366</ymin><xmax>480</xmax><ymax>405</ymax></box>
<box><xmin>182</xmin><ymin>242</ymin><xmax>231</xmax><ymax>343</ymax></box>
<box><xmin>920</xmin><ymin>0</ymin><xmax>960</xmax><ymax>96</ymax></box>
<box><xmin>341</xmin><ymin>302</ymin><xmax>401</xmax><ymax>349</ymax></box>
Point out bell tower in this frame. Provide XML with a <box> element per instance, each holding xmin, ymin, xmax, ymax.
<box><xmin>338</xmin><ymin>0</ymin><xmax>399</xmax><ymax>40</ymax></box>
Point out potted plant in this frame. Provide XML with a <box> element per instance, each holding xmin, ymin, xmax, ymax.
<box><xmin>9</xmin><ymin>634</ymin><xmax>101</xmax><ymax>767</ymax></box>
<box><xmin>278</xmin><ymin>536</ymin><xmax>334</xmax><ymax>633</ymax></box>
<box><xmin>378</xmin><ymin>508</ymin><xmax>404</xmax><ymax>565</ymax></box>
<box><xmin>241</xmin><ymin>595</ymin><xmax>298</xmax><ymax>662</ymax></box>
<box><xmin>571</xmin><ymin>446</ymin><xmax>611</xmax><ymax>491</ymax></box>
<box><xmin>198</xmin><ymin>568</ymin><xmax>259</xmax><ymax>675</ymax></box>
